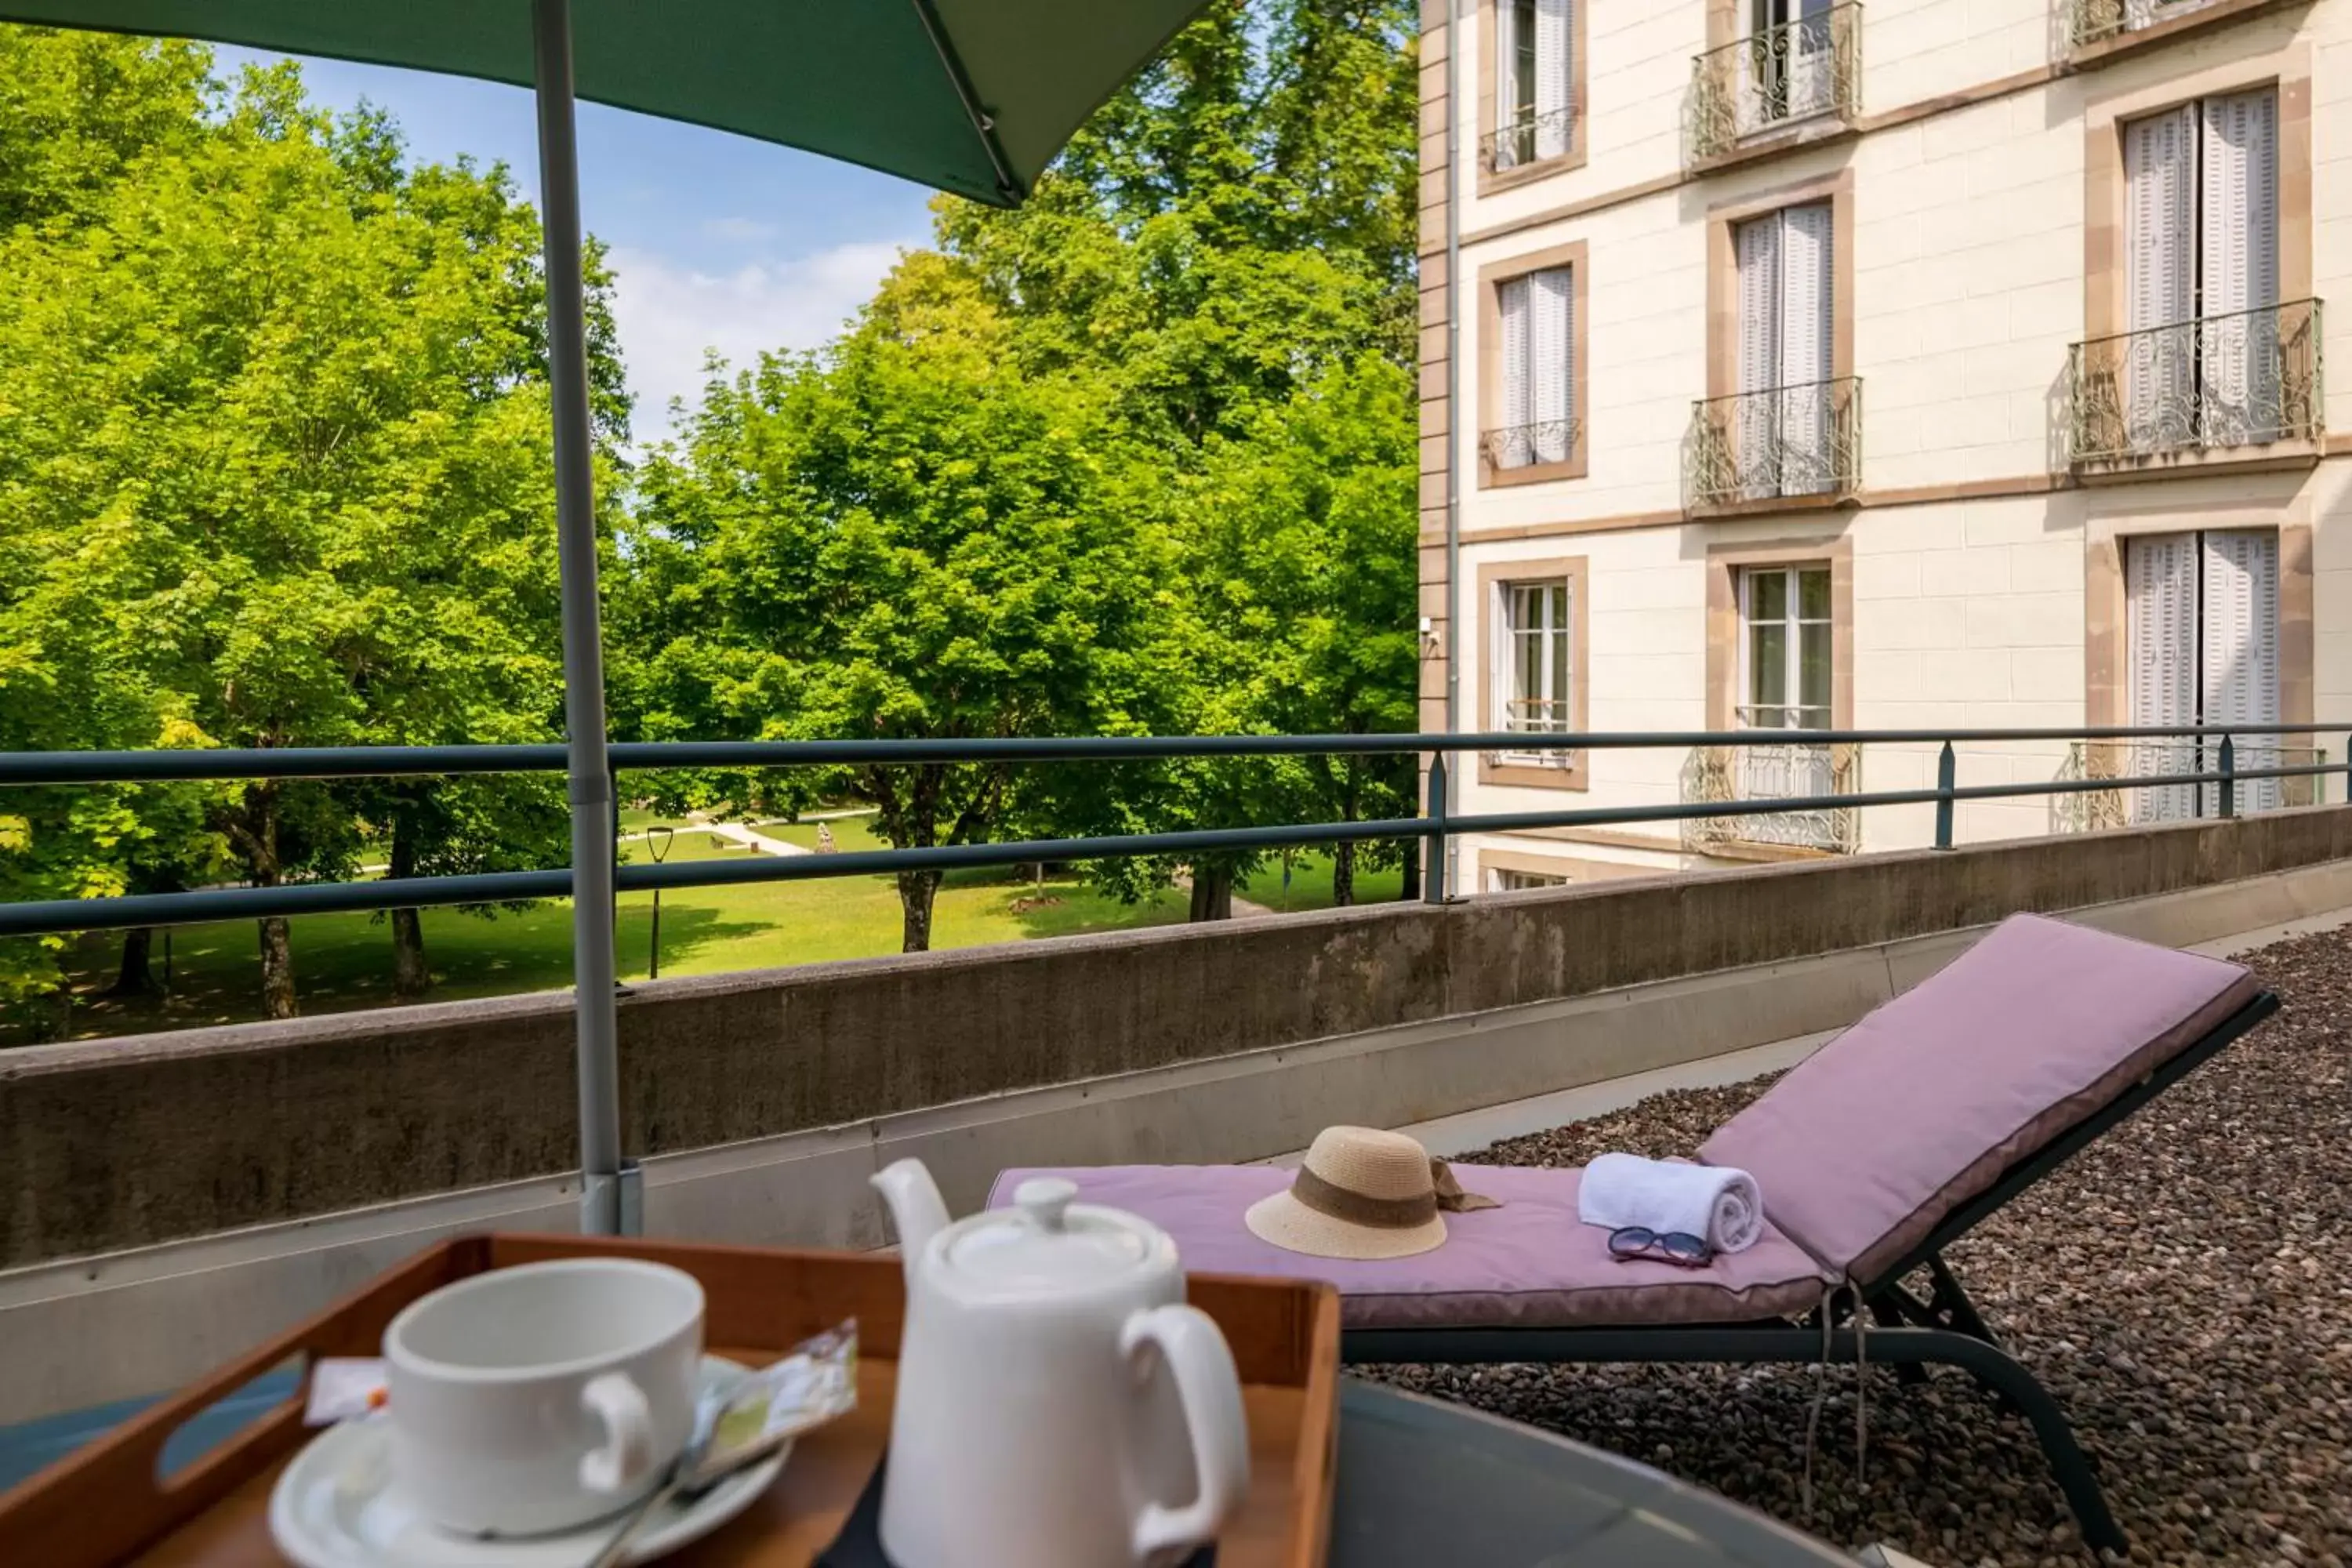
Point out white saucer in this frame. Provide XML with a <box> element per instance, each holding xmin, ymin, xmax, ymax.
<box><xmin>268</xmin><ymin>1356</ymin><xmax>788</xmax><ymax>1567</ymax></box>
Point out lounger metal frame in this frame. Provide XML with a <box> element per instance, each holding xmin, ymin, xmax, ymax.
<box><xmin>1344</xmin><ymin>991</ymin><xmax>2280</xmax><ymax>1557</ymax></box>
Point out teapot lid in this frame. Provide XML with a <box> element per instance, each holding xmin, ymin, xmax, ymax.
<box><xmin>937</xmin><ymin>1178</ymin><xmax>1171</xmax><ymax>1297</ymax></box>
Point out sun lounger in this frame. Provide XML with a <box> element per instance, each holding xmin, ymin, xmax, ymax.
<box><xmin>990</xmin><ymin>914</ymin><xmax>2277</xmax><ymax>1555</ymax></box>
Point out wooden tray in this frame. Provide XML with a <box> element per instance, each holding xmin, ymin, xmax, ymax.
<box><xmin>0</xmin><ymin>1232</ymin><xmax>1341</xmax><ymax>1568</ymax></box>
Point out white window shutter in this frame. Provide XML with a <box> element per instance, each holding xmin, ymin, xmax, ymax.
<box><xmin>2125</xmin><ymin>107</ymin><xmax>2195</xmax><ymax>331</ymax></box>
<box><xmin>2201</xmin><ymin>89</ymin><xmax>2281</xmax><ymax>443</ymax></box>
<box><xmin>2125</xmin><ymin>107</ymin><xmax>2196</xmax><ymax>450</ymax></box>
<box><xmin>1494</xmin><ymin>2</ymin><xmax>1523</xmax><ymax>169</ymax></box>
<box><xmin>2201</xmin><ymin>530</ymin><xmax>2281</xmax><ymax>811</ymax></box>
<box><xmin>1737</xmin><ymin>214</ymin><xmax>1781</xmax><ymax>394</ymax></box>
<box><xmin>1778</xmin><ymin>202</ymin><xmax>1834</xmax><ymax>494</ymax></box>
<box><xmin>1497</xmin><ymin>275</ymin><xmax>1530</xmax><ymax>467</ymax></box>
<box><xmin>2127</xmin><ymin>533</ymin><xmax>2199</xmax><ymax>822</ymax></box>
<box><xmin>1534</xmin><ymin>0</ymin><xmax>1572</xmax><ymax>159</ymax></box>
<box><xmin>1530</xmin><ymin>267</ymin><xmax>1572</xmax><ymax>463</ymax></box>
<box><xmin>1736</xmin><ymin>214</ymin><xmax>1783</xmax><ymax>499</ymax></box>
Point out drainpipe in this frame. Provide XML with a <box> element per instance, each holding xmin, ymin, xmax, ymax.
<box><xmin>1442</xmin><ymin>0</ymin><xmax>1465</xmax><ymax>899</ymax></box>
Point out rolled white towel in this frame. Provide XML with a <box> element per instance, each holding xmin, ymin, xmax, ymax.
<box><xmin>1577</xmin><ymin>1152</ymin><xmax>1764</xmax><ymax>1255</ymax></box>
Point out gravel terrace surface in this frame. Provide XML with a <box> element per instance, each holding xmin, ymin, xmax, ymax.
<box><xmin>1368</xmin><ymin>925</ymin><xmax>2352</xmax><ymax>1566</ymax></box>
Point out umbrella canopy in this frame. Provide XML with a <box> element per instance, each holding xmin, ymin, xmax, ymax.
<box><xmin>9</xmin><ymin>0</ymin><xmax>1218</xmax><ymax>1234</ymax></box>
<box><xmin>1</xmin><ymin>1</ymin><xmax>1207</xmax><ymax>204</ymax></box>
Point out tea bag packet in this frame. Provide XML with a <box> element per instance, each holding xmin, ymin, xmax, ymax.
<box><xmin>703</xmin><ymin>1320</ymin><xmax>859</xmax><ymax>1471</ymax></box>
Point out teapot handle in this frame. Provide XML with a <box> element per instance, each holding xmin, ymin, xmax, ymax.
<box><xmin>1120</xmin><ymin>1304</ymin><xmax>1250</xmax><ymax>1562</ymax></box>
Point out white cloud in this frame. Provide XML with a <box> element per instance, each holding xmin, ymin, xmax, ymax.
<box><xmin>607</xmin><ymin>239</ymin><xmax>915</xmax><ymax>441</ymax></box>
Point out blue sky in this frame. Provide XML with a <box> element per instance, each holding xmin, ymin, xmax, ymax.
<box><xmin>214</xmin><ymin>47</ymin><xmax>935</xmax><ymax>443</ymax></box>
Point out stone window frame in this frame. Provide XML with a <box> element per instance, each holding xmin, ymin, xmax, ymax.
<box><xmin>1704</xmin><ymin>168</ymin><xmax>1857</xmax><ymax>407</ymax></box>
<box><xmin>1703</xmin><ymin>534</ymin><xmax>1855</xmax><ymax>732</ymax></box>
<box><xmin>2081</xmin><ymin>42</ymin><xmax>2313</xmax><ymax>347</ymax></box>
<box><xmin>2082</xmin><ymin>495</ymin><xmax>2314</xmax><ymax>799</ymax></box>
<box><xmin>1476</xmin><ymin>554</ymin><xmax>1592</xmax><ymax>790</ymax></box>
<box><xmin>1477</xmin><ymin>239</ymin><xmax>1591</xmax><ymax>488</ymax></box>
<box><xmin>1477</xmin><ymin>0</ymin><xmax>1590</xmax><ymax>197</ymax></box>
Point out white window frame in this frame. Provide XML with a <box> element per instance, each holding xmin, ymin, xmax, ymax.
<box><xmin>1735</xmin><ymin>564</ymin><xmax>1833</xmax><ymax>731</ymax></box>
<box><xmin>1490</xmin><ymin>866</ymin><xmax>1572</xmax><ymax>892</ymax></box>
<box><xmin>1493</xmin><ymin>575</ymin><xmax>1576</xmax><ymax>766</ymax></box>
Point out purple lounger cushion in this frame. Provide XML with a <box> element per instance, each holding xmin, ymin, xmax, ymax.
<box><xmin>1700</xmin><ymin>913</ymin><xmax>2260</xmax><ymax>1286</ymax></box>
<box><xmin>985</xmin><ymin>1163</ymin><xmax>1832</xmax><ymax>1330</ymax></box>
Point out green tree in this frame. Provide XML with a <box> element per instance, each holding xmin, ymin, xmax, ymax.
<box><xmin>930</xmin><ymin>0</ymin><xmax>1422</xmax><ymax>917</ymax></box>
<box><xmin>0</xmin><ymin>53</ymin><xmax>622</xmax><ymax>1020</ymax></box>
<box><xmin>624</xmin><ymin>253</ymin><xmax>1163</xmax><ymax>951</ymax></box>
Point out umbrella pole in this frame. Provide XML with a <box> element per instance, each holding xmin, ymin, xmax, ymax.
<box><xmin>532</xmin><ymin>0</ymin><xmax>629</xmax><ymax>1236</ymax></box>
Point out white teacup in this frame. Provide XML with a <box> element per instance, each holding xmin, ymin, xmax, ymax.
<box><xmin>381</xmin><ymin>1258</ymin><xmax>706</xmax><ymax>1537</ymax></box>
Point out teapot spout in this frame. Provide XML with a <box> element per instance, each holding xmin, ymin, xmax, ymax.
<box><xmin>872</xmin><ymin>1157</ymin><xmax>952</xmax><ymax>1268</ymax></box>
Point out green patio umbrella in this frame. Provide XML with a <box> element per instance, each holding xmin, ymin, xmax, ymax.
<box><xmin>6</xmin><ymin>0</ymin><xmax>1217</xmax><ymax>1234</ymax></box>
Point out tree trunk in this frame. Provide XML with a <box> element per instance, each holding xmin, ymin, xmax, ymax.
<box><xmin>241</xmin><ymin>784</ymin><xmax>299</xmax><ymax>1019</ymax></box>
<box><xmin>898</xmin><ymin>868</ymin><xmax>941</xmax><ymax>953</ymax></box>
<box><xmin>111</xmin><ymin>927</ymin><xmax>160</xmax><ymax>996</ymax></box>
<box><xmin>258</xmin><ymin>916</ymin><xmax>297</xmax><ymax>1019</ymax></box>
<box><xmin>1401</xmin><ymin>842</ymin><xmax>1423</xmax><ymax>902</ymax></box>
<box><xmin>1188</xmin><ymin>866</ymin><xmax>1233</xmax><ymax>922</ymax></box>
<box><xmin>388</xmin><ymin>815</ymin><xmax>430</xmax><ymax>997</ymax></box>
<box><xmin>391</xmin><ymin>909</ymin><xmax>430</xmax><ymax>998</ymax></box>
<box><xmin>1331</xmin><ymin>841</ymin><xmax>1356</xmax><ymax>907</ymax></box>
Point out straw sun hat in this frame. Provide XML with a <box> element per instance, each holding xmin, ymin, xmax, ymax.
<box><xmin>1244</xmin><ymin>1127</ymin><xmax>1499</xmax><ymax>1261</ymax></box>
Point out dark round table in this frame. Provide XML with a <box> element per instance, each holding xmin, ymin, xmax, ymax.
<box><xmin>1332</xmin><ymin>1381</ymin><xmax>1853</xmax><ymax>1567</ymax></box>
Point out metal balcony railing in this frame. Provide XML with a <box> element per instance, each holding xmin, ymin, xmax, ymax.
<box><xmin>2069</xmin><ymin>300</ymin><xmax>2323</xmax><ymax>465</ymax></box>
<box><xmin>1681</xmin><ymin>708</ymin><xmax>1860</xmax><ymax>854</ymax></box>
<box><xmin>2051</xmin><ymin>739</ymin><xmax>2325</xmax><ymax>833</ymax></box>
<box><xmin>1687</xmin><ymin>3</ymin><xmax>1861</xmax><ymax>162</ymax></box>
<box><xmin>1481</xmin><ymin>417</ymin><xmax>1581</xmax><ymax>473</ymax></box>
<box><xmin>2</xmin><ymin>724</ymin><xmax>2345</xmax><ymax>937</ymax></box>
<box><xmin>1482</xmin><ymin>105</ymin><xmax>1577</xmax><ymax>173</ymax></box>
<box><xmin>1684</xmin><ymin>377</ymin><xmax>1861</xmax><ymax>511</ymax></box>
<box><xmin>2066</xmin><ymin>0</ymin><xmax>2228</xmax><ymax>49</ymax></box>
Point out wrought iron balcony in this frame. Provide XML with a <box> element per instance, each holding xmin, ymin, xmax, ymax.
<box><xmin>1481</xmin><ymin>105</ymin><xmax>1577</xmax><ymax>174</ymax></box>
<box><xmin>1682</xmin><ymin>377</ymin><xmax>1861</xmax><ymax>512</ymax></box>
<box><xmin>1480</xmin><ymin>417</ymin><xmax>1581</xmax><ymax>474</ymax></box>
<box><xmin>1680</xmin><ymin>717</ymin><xmax>1860</xmax><ymax>855</ymax></box>
<box><xmin>2065</xmin><ymin>0</ymin><xmax>2228</xmax><ymax>49</ymax></box>
<box><xmin>2067</xmin><ymin>299</ymin><xmax>2322</xmax><ymax>466</ymax></box>
<box><xmin>2051</xmin><ymin>739</ymin><xmax>2323</xmax><ymax>832</ymax></box>
<box><xmin>1686</xmin><ymin>4</ymin><xmax>1860</xmax><ymax>164</ymax></box>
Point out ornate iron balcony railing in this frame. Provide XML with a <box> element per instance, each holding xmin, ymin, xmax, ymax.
<box><xmin>2065</xmin><ymin>0</ymin><xmax>2227</xmax><ymax>49</ymax></box>
<box><xmin>1481</xmin><ymin>105</ymin><xmax>1577</xmax><ymax>173</ymax></box>
<box><xmin>1680</xmin><ymin>721</ymin><xmax>1861</xmax><ymax>855</ymax></box>
<box><xmin>2051</xmin><ymin>739</ymin><xmax>2323</xmax><ymax>833</ymax></box>
<box><xmin>1682</xmin><ymin>377</ymin><xmax>1861</xmax><ymax>511</ymax></box>
<box><xmin>1480</xmin><ymin>417</ymin><xmax>1581</xmax><ymax>473</ymax></box>
<box><xmin>1686</xmin><ymin>3</ymin><xmax>1860</xmax><ymax>163</ymax></box>
<box><xmin>2067</xmin><ymin>299</ymin><xmax>2322</xmax><ymax>466</ymax></box>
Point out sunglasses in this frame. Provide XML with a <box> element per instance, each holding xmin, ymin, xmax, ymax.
<box><xmin>1607</xmin><ymin>1226</ymin><xmax>1713</xmax><ymax>1267</ymax></box>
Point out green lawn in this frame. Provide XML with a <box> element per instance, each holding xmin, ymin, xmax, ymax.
<box><xmin>37</xmin><ymin>833</ymin><xmax>1396</xmax><ymax>1041</ymax></box>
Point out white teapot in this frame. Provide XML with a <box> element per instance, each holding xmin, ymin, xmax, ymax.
<box><xmin>871</xmin><ymin>1158</ymin><xmax>1250</xmax><ymax>1568</ymax></box>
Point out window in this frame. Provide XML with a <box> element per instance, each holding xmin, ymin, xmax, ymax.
<box><xmin>2122</xmin><ymin>89</ymin><xmax>2281</xmax><ymax>448</ymax></box>
<box><xmin>2126</xmin><ymin>530</ymin><xmax>2280</xmax><ymax>820</ymax></box>
<box><xmin>1734</xmin><ymin>203</ymin><xmax>1835</xmax><ymax>496</ymax></box>
<box><xmin>1733</xmin><ymin>564</ymin><xmax>1840</xmax><ymax>849</ymax></box>
<box><xmin>1743</xmin><ymin>0</ymin><xmax>1836</xmax><ymax>132</ymax></box>
<box><xmin>1494</xmin><ymin>0</ymin><xmax>1572</xmax><ymax>169</ymax></box>
<box><xmin>1738</xmin><ymin>566</ymin><xmax>1832</xmax><ymax>731</ymax></box>
<box><xmin>1495</xmin><ymin>577</ymin><xmax>1574</xmax><ymax>762</ymax></box>
<box><xmin>1494</xmin><ymin>265</ymin><xmax>1574</xmax><ymax>470</ymax></box>
<box><xmin>1490</xmin><ymin>867</ymin><xmax>1571</xmax><ymax>891</ymax></box>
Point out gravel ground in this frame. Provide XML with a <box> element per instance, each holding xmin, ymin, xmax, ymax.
<box><xmin>1370</xmin><ymin>925</ymin><xmax>2352</xmax><ymax>1566</ymax></box>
